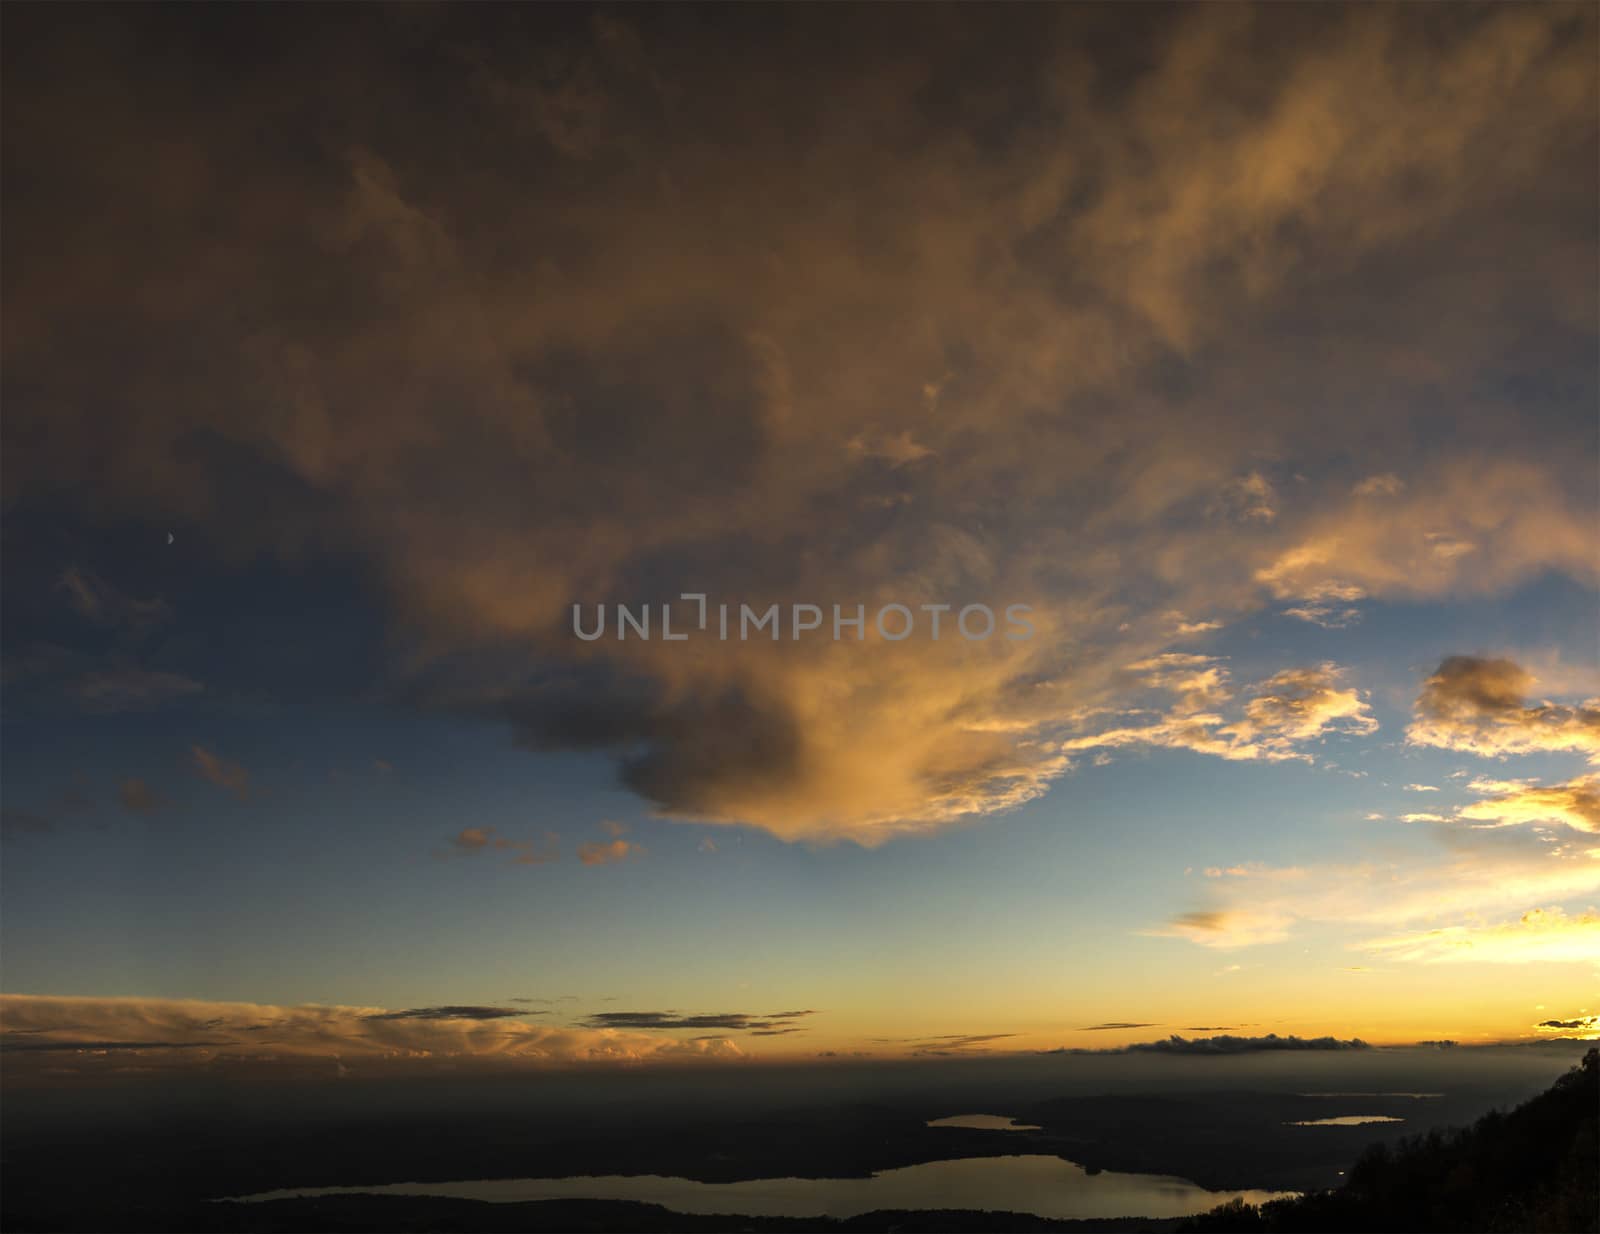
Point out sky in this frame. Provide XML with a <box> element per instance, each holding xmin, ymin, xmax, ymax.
<box><xmin>2</xmin><ymin>3</ymin><xmax>1597</xmax><ymax>1080</ymax></box>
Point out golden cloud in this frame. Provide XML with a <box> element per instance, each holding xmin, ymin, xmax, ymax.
<box><xmin>3</xmin><ymin>7</ymin><xmax>1594</xmax><ymax>843</ymax></box>
<box><xmin>0</xmin><ymin>995</ymin><xmax>746</xmax><ymax>1081</ymax></box>
<box><xmin>1408</xmin><ymin>657</ymin><xmax>1600</xmax><ymax>762</ymax></box>
<box><xmin>1362</xmin><ymin>906</ymin><xmax>1600</xmax><ymax>965</ymax></box>
<box><xmin>1457</xmin><ymin>776</ymin><xmax>1600</xmax><ymax>834</ymax></box>
<box><xmin>1063</xmin><ymin>661</ymin><xmax>1376</xmax><ymax>765</ymax></box>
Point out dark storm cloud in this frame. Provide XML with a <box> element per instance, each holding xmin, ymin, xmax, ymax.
<box><xmin>1046</xmin><ymin>1033</ymin><xmax>1370</xmax><ymax>1055</ymax></box>
<box><xmin>496</xmin><ymin>676</ymin><xmax>807</xmax><ymax>826</ymax></box>
<box><xmin>584</xmin><ymin>1010</ymin><xmax>817</xmax><ymax>1033</ymax></box>
<box><xmin>1125</xmin><ymin>1034</ymin><xmax>1371</xmax><ymax>1055</ymax></box>
<box><xmin>359</xmin><ymin>1006</ymin><xmax>527</xmax><ymax>1022</ymax></box>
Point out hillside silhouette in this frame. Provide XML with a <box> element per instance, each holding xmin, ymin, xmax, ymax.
<box><xmin>1182</xmin><ymin>1048</ymin><xmax>1598</xmax><ymax>1233</ymax></box>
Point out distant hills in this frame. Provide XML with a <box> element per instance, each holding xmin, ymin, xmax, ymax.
<box><xmin>1182</xmin><ymin>1048</ymin><xmax>1598</xmax><ymax>1233</ymax></box>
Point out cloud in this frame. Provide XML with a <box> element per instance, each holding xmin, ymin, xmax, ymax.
<box><xmin>583</xmin><ymin>1010</ymin><xmax>815</xmax><ymax>1033</ymax></box>
<box><xmin>1049</xmin><ymin>1033</ymin><xmax>1369</xmax><ymax>1056</ymax></box>
<box><xmin>451</xmin><ymin>826</ymin><xmax>494</xmax><ymax>854</ymax></box>
<box><xmin>117</xmin><ymin>778</ymin><xmax>167</xmax><ymax>816</ymax></box>
<box><xmin>1149</xmin><ymin>908</ymin><xmax>1295</xmax><ymax>949</ymax></box>
<box><xmin>496</xmin><ymin>831</ymin><xmax>560</xmax><ymax>865</ymax></box>
<box><xmin>191</xmin><ymin>746</ymin><xmax>251</xmax><ymax>799</ymax></box>
<box><xmin>360</xmin><ymin>1006</ymin><xmax>526</xmax><ymax>1022</ymax></box>
<box><xmin>577</xmin><ymin>837</ymin><xmax>637</xmax><ymax>866</ymax></box>
<box><xmin>1535</xmin><ymin>1015</ymin><xmax>1598</xmax><ymax>1037</ymax></box>
<box><xmin>1362</xmin><ymin>906</ymin><xmax>1600</xmax><ymax>965</ymax></box>
<box><xmin>2</xmin><ymin>781</ymin><xmax>96</xmax><ymax>835</ymax></box>
<box><xmin>901</xmin><ymin>1033</ymin><xmax>1019</xmax><ymax>1056</ymax></box>
<box><xmin>1168</xmin><ymin>614</ymin><xmax>1224</xmax><ymax>637</ymax></box>
<box><xmin>1064</xmin><ymin>661</ymin><xmax>1376</xmax><ymax>766</ymax></box>
<box><xmin>1079</xmin><ymin>1021</ymin><xmax>1159</xmax><ymax>1031</ymax></box>
<box><xmin>56</xmin><ymin>566</ymin><xmax>172</xmax><ymax>632</ymax></box>
<box><xmin>2</xmin><ymin>643</ymin><xmax>203</xmax><ymax>715</ymax></box>
<box><xmin>1254</xmin><ymin>459</ymin><xmax>1596</xmax><ymax>614</ymax></box>
<box><xmin>1127</xmin><ymin>1033</ymin><xmax>1370</xmax><ymax>1054</ymax></box>
<box><xmin>1154</xmin><ymin>816</ymin><xmax>1600</xmax><ymax>957</ymax></box>
<box><xmin>1352</xmin><ymin>474</ymin><xmax>1404</xmax><ymax>498</ymax></box>
<box><xmin>70</xmin><ymin>668</ymin><xmax>204</xmax><ymax>713</ymax></box>
<box><xmin>1456</xmin><ymin>775</ymin><xmax>1599</xmax><ymax>834</ymax></box>
<box><xmin>0</xmin><ymin>994</ymin><xmax>752</xmax><ymax>1078</ymax></box>
<box><xmin>1407</xmin><ymin>656</ymin><xmax>1600</xmax><ymax>762</ymax></box>
<box><xmin>1216</xmin><ymin>472</ymin><xmax>1278</xmax><ymax>523</ymax></box>
<box><xmin>3</xmin><ymin>5</ymin><xmax>1594</xmax><ymax>845</ymax></box>
<box><xmin>847</xmin><ymin>429</ymin><xmax>934</xmax><ymax>468</ymax></box>
<box><xmin>1240</xmin><ymin>665</ymin><xmax>1379</xmax><ymax>744</ymax></box>
<box><xmin>446</xmin><ymin>826</ymin><xmax>560</xmax><ymax>864</ymax></box>
<box><xmin>1282</xmin><ymin>601</ymin><xmax>1364</xmax><ymax>629</ymax></box>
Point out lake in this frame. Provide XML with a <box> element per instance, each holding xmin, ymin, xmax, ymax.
<box><xmin>1288</xmin><ymin>1115</ymin><xmax>1405</xmax><ymax>1126</ymax></box>
<box><xmin>232</xmin><ymin>1154</ymin><xmax>1296</xmax><ymax>1220</ymax></box>
<box><xmin>926</xmin><ymin>1113</ymin><xmax>1041</xmax><ymax>1131</ymax></box>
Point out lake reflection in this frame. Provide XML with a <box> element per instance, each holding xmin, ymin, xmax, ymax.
<box><xmin>1289</xmin><ymin>1115</ymin><xmax>1404</xmax><ymax>1126</ymax></box>
<box><xmin>926</xmin><ymin>1113</ymin><xmax>1041</xmax><ymax>1131</ymax></box>
<box><xmin>235</xmin><ymin>1155</ymin><xmax>1296</xmax><ymax>1220</ymax></box>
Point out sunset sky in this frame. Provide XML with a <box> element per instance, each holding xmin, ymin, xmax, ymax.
<box><xmin>2</xmin><ymin>4</ymin><xmax>1596</xmax><ymax>1078</ymax></box>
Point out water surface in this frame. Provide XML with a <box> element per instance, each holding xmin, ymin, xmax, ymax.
<box><xmin>1288</xmin><ymin>1115</ymin><xmax>1404</xmax><ymax>1126</ymax></box>
<box><xmin>926</xmin><ymin>1113</ymin><xmax>1040</xmax><ymax>1131</ymax></box>
<box><xmin>233</xmin><ymin>1154</ymin><xmax>1296</xmax><ymax>1220</ymax></box>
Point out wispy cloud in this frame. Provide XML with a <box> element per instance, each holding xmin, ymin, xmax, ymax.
<box><xmin>1363</xmin><ymin>907</ymin><xmax>1600</xmax><ymax>965</ymax></box>
<box><xmin>1065</xmin><ymin>661</ymin><xmax>1376</xmax><ymax>766</ymax></box>
<box><xmin>191</xmin><ymin>746</ymin><xmax>251</xmax><ymax>800</ymax></box>
<box><xmin>578</xmin><ymin>822</ymin><xmax>639</xmax><ymax>866</ymax></box>
<box><xmin>56</xmin><ymin>566</ymin><xmax>171</xmax><ymax>633</ymax></box>
<box><xmin>117</xmin><ymin>778</ymin><xmax>167</xmax><ymax>816</ymax></box>
<box><xmin>583</xmin><ymin>1009</ymin><xmax>815</xmax><ymax>1034</ymax></box>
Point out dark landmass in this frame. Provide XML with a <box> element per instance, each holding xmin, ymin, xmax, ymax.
<box><xmin>1182</xmin><ymin>1048</ymin><xmax>1598</xmax><ymax>1233</ymax></box>
<box><xmin>1014</xmin><ymin>1091</ymin><xmax>1423</xmax><ymax>1192</ymax></box>
<box><xmin>2</xmin><ymin>1047</ymin><xmax>1589</xmax><ymax>1232</ymax></box>
<box><xmin>0</xmin><ymin>1087</ymin><xmax>1427</xmax><ymax>1230</ymax></box>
